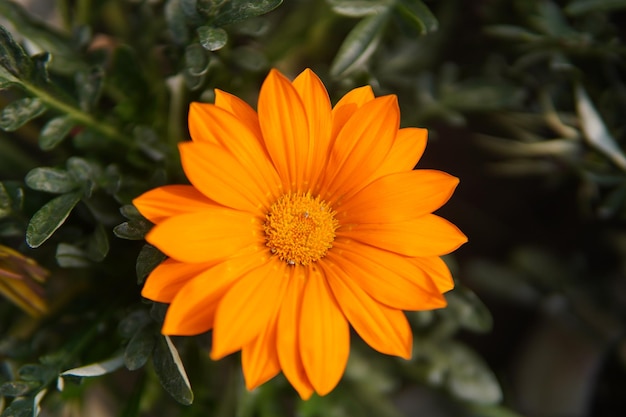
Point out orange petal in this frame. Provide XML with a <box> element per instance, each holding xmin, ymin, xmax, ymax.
<box><xmin>337</xmin><ymin>170</ymin><xmax>460</xmax><ymax>224</ymax></box>
<box><xmin>188</xmin><ymin>102</ymin><xmax>278</xmax><ymax>187</ymax></box>
<box><xmin>258</xmin><ymin>69</ymin><xmax>310</xmax><ymax>192</ymax></box>
<box><xmin>327</xmin><ymin>240</ymin><xmax>447</xmax><ymax>311</ymax></box>
<box><xmin>331</xmin><ymin>85</ymin><xmax>375</xmax><ymax>140</ymax></box>
<box><xmin>162</xmin><ymin>245</ymin><xmax>268</xmax><ymax>335</ymax></box>
<box><xmin>292</xmin><ymin>69</ymin><xmax>332</xmax><ymax>191</ymax></box>
<box><xmin>133</xmin><ymin>185</ymin><xmax>215</xmax><ymax>224</ymax></box>
<box><xmin>340</xmin><ymin>214</ymin><xmax>468</xmax><ymax>257</ymax></box>
<box><xmin>211</xmin><ymin>258</ymin><xmax>290</xmax><ymax>359</ymax></box>
<box><xmin>241</xmin><ymin>317</ymin><xmax>281</xmax><ymax>390</ymax></box>
<box><xmin>410</xmin><ymin>256</ymin><xmax>455</xmax><ymax>293</ymax></box>
<box><xmin>179</xmin><ymin>141</ymin><xmax>277</xmax><ymax>214</ymax></box>
<box><xmin>276</xmin><ymin>268</ymin><xmax>314</xmax><ymax>399</ymax></box>
<box><xmin>142</xmin><ymin>258</ymin><xmax>215</xmax><ymax>303</ymax></box>
<box><xmin>322</xmin><ymin>95</ymin><xmax>399</xmax><ymax>201</ymax></box>
<box><xmin>369</xmin><ymin>127</ymin><xmax>428</xmax><ymax>181</ymax></box>
<box><xmin>323</xmin><ymin>260</ymin><xmax>412</xmax><ymax>358</ymax></box>
<box><xmin>145</xmin><ymin>206</ymin><xmax>262</xmax><ymax>263</ymax></box>
<box><xmin>299</xmin><ymin>264</ymin><xmax>349</xmax><ymax>395</ymax></box>
<box><xmin>214</xmin><ymin>90</ymin><xmax>262</xmax><ymax>140</ymax></box>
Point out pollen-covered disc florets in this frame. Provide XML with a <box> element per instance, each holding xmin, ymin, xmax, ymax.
<box><xmin>264</xmin><ymin>192</ymin><xmax>338</xmax><ymax>265</ymax></box>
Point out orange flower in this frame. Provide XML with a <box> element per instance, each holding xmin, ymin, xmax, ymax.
<box><xmin>133</xmin><ymin>68</ymin><xmax>467</xmax><ymax>399</ymax></box>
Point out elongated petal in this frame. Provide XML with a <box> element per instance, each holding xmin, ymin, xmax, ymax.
<box><xmin>292</xmin><ymin>69</ymin><xmax>332</xmax><ymax>191</ymax></box>
<box><xmin>300</xmin><ymin>265</ymin><xmax>349</xmax><ymax>395</ymax></box>
<box><xmin>369</xmin><ymin>127</ymin><xmax>428</xmax><ymax>180</ymax></box>
<box><xmin>340</xmin><ymin>214</ymin><xmax>468</xmax><ymax>257</ymax></box>
<box><xmin>214</xmin><ymin>89</ymin><xmax>262</xmax><ymax>139</ymax></box>
<box><xmin>323</xmin><ymin>261</ymin><xmax>412</xmax><ymax>358</ymax></box>
<box><xmin>258</xmin><ymin>69</ymin><xmax>310</xmax><ymax>192</ymax></box>
<box><xmin>410</xmin><ymin>256</ymin><xmax>455</xmax><ymax>293</ymax></box>
<box><xmin>322</xmin><ymin>95</ymin><xmax>399</xmax><ymax>201</ymax></box>
<box><xmin>241</xmin><ymin>315</ymin><xmax>281</xmax><ymax>390</ymax></box>
<box><xmin>146</xmin><ymin>207</ymin><xmax>262</xmax><ymax>263</ymax></box>
<box><xmin>162</xmin><ymin>245</ymin><xmax>268</xmax><ymax>335</ymax></box>
<box><xmin>337</xmin><ymin>170</ymin><xmax>460</xmax><ymax>224</ymax></box>
<box><xmin>188</xmin><ymin>103</ymin><xmax>278</xmax><ymax>186</ymax></box>
<box><xmin>277</xmin><ymin>268</ymin><xmax>314</xmax><ymax>399</ymax></box>
<box><xmin>133</xmin><ymin>185</ymin><xmax>215</xmax><ymax>224</ymax></box>
<box><xmin>211</xmin><ymin>258</ymin><xmax>289</xmax><ymax>359</ymax></box>
<box><xmin>331</xmin><ymin>85</ymin><xmax>375</xmax><ymax>140</ymax></box>
<box><xmin>327</xmin><ymin>239</ymin><xmax>447</xmax><ymax>311</ymax></box>
<box><xmin>142</xmin><ymin>259</ymin><xmax>215</xmax><ymax>303</ymax></box>
<box><xmin>179</xmin><ymin>141</ymin><xmax>278</xmax><ymax>214</ymax></box>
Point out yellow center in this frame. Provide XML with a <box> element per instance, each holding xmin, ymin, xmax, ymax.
<box><xmin>264</xmin><ymin>192</ymin><xmax>338</xmax><ymax>266</ymax></box>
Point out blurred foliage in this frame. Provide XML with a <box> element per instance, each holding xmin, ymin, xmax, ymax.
<box><xmin>0</xmin><ymin>0</ymin><xmax>625</xmax><ymax>416</ymax></box>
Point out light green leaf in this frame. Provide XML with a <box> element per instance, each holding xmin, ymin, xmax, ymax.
<box><xmin>447</xmin><ymin>287</ymin><xmax>493</xmax><ymax>333</ymax></box>
<box><xmin>39</xmin><ymin>116</ymin><xmax>75</xmax><ymax>151</ymax></box>
<box><xmin>565</xmin><ymin>0</ymin><xmax>626</xmax><ymax>15</ymax></box>
<box><xmin>60</xmin><ymin>354</ymin><xmax>125</xmax><ymax>378</ymax></box>
<box><xmin>0</xmin><ymin>181</ymin><xmax>23</xmax><ymax>213</ymax></box>
<box><xmin>26</xmin><ymin>192</ymin><xmax>82</xmax><ymax>248</ymax></box>
<box><xmin>395</xmin><ymin>0</ymin><xmax>438</xmax><ymax>35</ymax></box>
<box><xmin>484</xmin><ymin>25</ymin><xmax>542</xmax><ymax>42</ymax></box>
<box><xmin>211</xmin><ymin>0</ymin><xmax>283</xmax><ymax>26</ymax></box>
<box><xmin>446</xmin><ymin>342</ymin><xmax>502</xmax><ymax>404</ymax></box>
<box><xmin>0</xmin><ymin>397</ymin><xmax>33</xmax><ymax>417</ymax></box>
<box><xmin>328</xmin><ymin>0</ymin><xmax>393</xmax><ymax>17</ymax></box>
<box><xmin>113</xmin><ymin>219</ymin><xmax>151</xmax><ymax>240</ymax></box>
<box><xmin>197</xmin><ymin>26</ymin><xmax>228</xmax><ymax>51</ymax></box>
<box><xmin>0</xmin><ymin>381</ymin><xmax>39</xmax><ymax>397</ymax></box>
<box><xmin>575</xmin><ymin>84</ymin><xmax>626</xmax><ymax>171</ymax></box>
<box><xmin>125</xmin><ymin>327</ymin><xmax>156</xmax><ymax>371</ymax></box>
<box><xmin>0</xmin><ymin>97</ymin><xmax>46</xmax><ymax>131</ymax></box>
<box><xmin>153</xmin><ymin>336</ymin><xmax>193</xmax><ymax>405</ymax></box>
<box><xmin>25</xmin><ymin>167</ymin><xmax>78</xmax><ymax>194</ymax></box>
<box><xmin>185</xmin><ymin>43</ymin><xmax>210</xmax><ymax>76</ymax></box>
<box><xmin>330</xmin><ymin>11</ymin><xmax>389</xmax><ymax>77</ymax></box>
<box><xmin>56</xmin><ymin>243</ymin><xmax>90</xmax><ymax>268</ymax></box>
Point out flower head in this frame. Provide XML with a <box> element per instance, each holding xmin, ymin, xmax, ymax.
<box><xmin>133</xmin><ymin>68</ymin><xmax>467</xmax><ymax>399</ymax></box>
<box><xmin>0</xmin><ymin>245</ymin><xmax>48</xmax><ymax>317</ymax></box>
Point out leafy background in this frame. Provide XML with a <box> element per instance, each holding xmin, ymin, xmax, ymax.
<box><xmin>1</xmin><ymin>0</ymin><xmax>625</xmax><ymax>416</ymax></box>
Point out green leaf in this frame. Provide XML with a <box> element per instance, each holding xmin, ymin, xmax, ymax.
<box><xmin>0</xmin><ymin>397</ymin><xmax>33</xmax><ymax>417</ymax></box>
<box><xmin>60</xmin><ymin>355</ymin><xmax>125</xmax><ymax>378</ymax></box>
<box><xmin>197</xmin><ymin>26</ymin><xmax>228</xmax><ymax>51</ymax></box>
<box><xmin>0</xmin><ymin>24</ymin><xmax>32</xmax><ymax>79</ymax></box>
<box><xmin>136</xmin><ymin>244</ymin><xmax>166</xmax><ymax>285</ymax></box>
<box><xmin>25</xmin><ymin>168</ymin><xmax>78</xmax><ymax>194</ymax></box>
<box><xmin>56</xmin><ymin>243</ymin><xmax>90</xmax><ymax>268</ymax></box>
<box><xmin>113</xmin><ymin>220</ymin><xmax>151</xmax><ymax>240</ymax></box>
<box><xmin>211</xmin><ymin>0</ymin><xmax>283</xmax><ymax>26</ymax></box>
<box><xmin>447</xmin><ymin>287</ymin><xmax>493</xmax><ymax>333</ymax></box>
<box><xmin>395</xmin><ymin>0</ymin><xmax>438</xmax><ymax>35</ymax></box>
<box><xmin>0</xmin><ymin>98</ymin><xmax>46</xmax><ymax>131</ymax></box>
<box><xmin>26</xmin><ymin>192</ymin><xmax>82</xmax><ymax>248</ymax></box>
<box><xmin>76</xmin><ymin>67</ymin><xmax>104</xmax><ymax>112</ymax></box>
<box><xmin>153</xmin><ymin>336</ymin><xmax>193</xmax><ymax>405</ymax></box>
<box><xmin>0</xmin><ymin>181</ymin><xmax>23</xmax><ymax>213</ymax></box>
<box><xmin>330</xmin><ymin>11</ymin><xmax>389</xmax><ymax>77</ymax></box>
<box><xmin>565</xmin><ymin>0</ymin><xmax>626</xmax><ymax>15</ymax></box>
<box><xmin>165</xmin><ymin>0</ymin><xmax>190</xmax><ymax>45</ymax></box>
<box><xmin>185</xmin><ymin>43</ymin><xmax>210</xmax><ymax>76</ymax></box>
<box><xmin>17</xmin><ymin>364</ymin><xmax>56</xmax><ymax>384</ymax></box>
<box><xmin>125</xmin><ymin>327</ymin><xmax>156</xmax><ymax>371</ymax></box>
<box><xmin>328</xmin><ymin>0</ymin><xmax>392</xmax><ymax>17</ymax></box>
<box><xmin>445</xmin><ymin>342</ymin><xmax>502</xmax><ymax>404</ymax></box>
<box><xmin>0</xmin><ymin>381</ymin><xmax>39</xmax><ymax>397</ymax></box>
<box><xmin>575</xmin><ymin>84</ymin><xmax>626</xmax><ymax>171</ymax></box>
<box><xmin>118</xmin><ymin>310</ymin><xmax>152</xmax><ymax>339</ymax></box>
<box><xmin>86</xmin><ymin>224</ymin><xmax>109</xmax><ymax>262</ymax></box>
<box><xmin>484</xmin><ymin>25</ymin><xmax>542</xmax><ymax>42</ymax></box>
<box><xmin>39</xmin><ymin>116</ymin><xmax>75</xmax><ymax>151</ymax></box>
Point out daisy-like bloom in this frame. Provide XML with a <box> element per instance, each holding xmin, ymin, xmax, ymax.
<box><xmin>133</xmin><ymin>68</ymin><xmax>467</xmax><ymax>399</ymax></box>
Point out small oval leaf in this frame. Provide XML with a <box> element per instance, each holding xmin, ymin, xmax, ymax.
<box><xmin>197</xmin><ymin>26</ymin><xmax>228</xmax><ymax>51</ymax></box>
<box><xmin>39</xmin><ymin>116</ymin><xmax>75</xmax><ymax>151</ymax></box>
<box><xmin>153</xmin><ymin>336</ymin><xmax>193</xmax><ymax>405</ymax></box>
<box><xmin>25</xmin><ymin>167</ymin><xmax>78</xmax><ymax>194</ymax></box>
<box><xmin>125</xmin><ymin>327</ymin><xmax>156</xmax><ymax>371</ymax></box>
<box><xmin>26</xmin><ymin>192</ymin><xmax>81</xmax><ymax>248</ymax></box>
<box><xmin>0</xmin><ymin>97</ymin><xmax>46</xmax><ymax>131</ymax></box>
